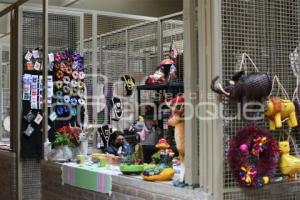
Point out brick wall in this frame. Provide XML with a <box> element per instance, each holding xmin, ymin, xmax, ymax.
<box><xmin>0</xmin><ymin>151</ymin><xmax>16</xmax><ymax>200</ymax></box>
<box><xmin>41</xmin><ymin>161</ymin><xmax>211</xmax><ymax>200</ymax></box>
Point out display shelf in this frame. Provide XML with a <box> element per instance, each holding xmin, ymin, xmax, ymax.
<box><xmin>137</xmin><ymin>81</ymin><xmax>183</xmax><ymax>115</ymax></box>
<box><xmin>136</xmin><ymin>82</ymin><xmax>183</xmax><ymax>91</ymax></box>
<box><xmin>136</xmin><ymin>81</ymin><xmax>183</xmax><ymax>146</ymax></box>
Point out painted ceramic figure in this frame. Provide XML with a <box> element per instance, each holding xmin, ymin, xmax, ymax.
<box><xmin>166</xmin><ymin>95</ymin><xmax>185</xmax><ymax>184</ymax></box>
<box><xmin>279</xmin><ymin>141</ymin><xmax>300</xmax><ymax>179</ymax></box>
<box><xmin>265</xmin><ymin>97</ymin><xmax>298</xmax><ymax>130</ymax></box>
<box><xmin>211</xmin><ymin>71</ymin><xmax>272</xmax><ymax>101</ymax></box>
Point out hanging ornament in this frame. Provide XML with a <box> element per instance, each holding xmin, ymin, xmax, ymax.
<box><xmin>265</xmin><ymin>76</ymin><xmax>298</xmax><ymax>130</ymax></box>
<box><xmin>290</xmin><ymin>45</ymin><xmax>300</xmax><ymax>78</ymax></box>
<box><xmin>99</xmin><ymin>125</ymin><xmax>112</xmax><ymax>147</ymax></box>
<box><xmin>227</xmin><ymin>125</ymin><xmax>279</xmax><ymax>188</ymax></box>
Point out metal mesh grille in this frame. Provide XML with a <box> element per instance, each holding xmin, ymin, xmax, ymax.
<box><xmin>128</xmin><ymin>22</ymin><xmax>158</xmax><ymax>81</ymax></box>
<box><xmin>224</xmin><ymin>190</ymin><xmax>271</xmax><ymax>200</ymax></box>
<box><xmin>23</xmin><ymin>12</ymin><xmax>80</xmax><ymax>52</ymax></box>
<box><xmin>97</xmin><ymin>15</ymin><xmax>144</xmax><ymax>35</ymax></box>
<box><xmin>100</xmin><ymin>31</ymin><xmax>127</xmax><ymax>126</ymax></box>
<box><xmin>126</xmin><ymin>22</ymin><xmax>159</xmax><ymax>131</ymax></box>
<box><xmin>84</xmin><ymin>14</ymin><xmax>92</xmax><ymax>39</ymax></box>
<box><xmin>222</xmin><ymin>0</ymin><xmax>300</xmax><ymax>199</ymax></box>
<box><xmin>101</xmin><ymin>31</ymin><xmax>126</xmax><ymax>82</ymax></box>
<box><xmin>0</xmin><ymin>33</ymin><xmax>10</xmax><ymax>144</ymax></box>
<box><xmin>161</xmin><ymin>15</ymin><xmax>184</xmax><ymax>82</ymax></box>
<box><xmin>93</xmin><ymin>17</ymin><xmax>155</xmax><ymax>128</ymax></box>
<box><xmin>83</xmin><ymin>14</ymin><xmax>94</xmax><ymax>123</ymax></box>
<box><xmin>22</xmin><ymin>10</ymin><xmax>80</xmax><ymax>200</ymax></box>
<box><xmin>83</xmin><ymin>14</ymin><xmax>184</xmax><ymax>130</ymax></box>
<box><xmin>224</xmin><ymin>189</ymin><xmax>297</xmax><ymax>200</ymax></box>
<box><xmin>22</xmin><ymin>159</ymin><xmax>41</xmax><ymax>200</ymax></box>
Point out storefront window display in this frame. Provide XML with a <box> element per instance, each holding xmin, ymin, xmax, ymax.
<box><xmin>23</xmin><ymin>41</ymin><xmax>187</xmax><ymax>194</ymax></box>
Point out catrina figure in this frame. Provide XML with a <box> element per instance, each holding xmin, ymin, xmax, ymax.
<box><xmin>121</xmin><ymin>75</ymin><xmax>135</xmax><ymax>96</ymax></box>
<box><xmin>211</xmin><ymin>71</ymin><xmax>272</xmax><ymax>101</ymax></box>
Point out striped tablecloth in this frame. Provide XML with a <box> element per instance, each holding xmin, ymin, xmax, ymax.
<box><xmin>61</xmin><ymin>163</ymin><xmax>121</xmax><ymax>194</ymax></box>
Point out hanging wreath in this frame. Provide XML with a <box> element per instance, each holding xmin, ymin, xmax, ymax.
<box><xmin>228</xmin><ymin>125</ymin><xmax>279</xmax><ymax>188</ymax></box>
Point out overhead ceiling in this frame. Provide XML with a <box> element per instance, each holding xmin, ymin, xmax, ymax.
<box><xmin>3</xmin><ymin>0</ymin><xmax>182</xmax><ymax>17</ymax></box>
<box><xmin>0</xmin><ymin>0</ymin><xmax>182</xmax><ymax>36</ymax></box>
<box><xmin>65</xmin><ymin>0</ymin><xmax>183</xmax><ymax>17</ymax></box>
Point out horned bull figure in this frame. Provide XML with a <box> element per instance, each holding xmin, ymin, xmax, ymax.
<box><xmin>211</xmin><ymin>71</ymin><xmax>272</xmax><ymax>101</ymax></box>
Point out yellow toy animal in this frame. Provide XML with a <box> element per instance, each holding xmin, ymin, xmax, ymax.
<box><xmin>279</xmin><ymin>141</ymin><xmax>300</xmax><ymax>178</ymax></box>
<box><xmin>265</xmin><ymin>97</ymin><xmax>298</xmax><ymax>131</ymax></box>
<box><xmin>143</xmin><ymin>168</ymin><xmax>175</xmax><ymax>181</ymax></box>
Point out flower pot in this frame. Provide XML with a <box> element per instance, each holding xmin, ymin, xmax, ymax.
<box><xmin>48</xmin><ymin>145</ymin><xmax>73</xmax><ymax>161</ymax></box>
<box><xmin>61</xmin><ymin>146</ymin><xmax>73</xmax><ymax>160</ymax></box>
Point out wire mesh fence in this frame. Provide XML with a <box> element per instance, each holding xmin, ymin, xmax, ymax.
<box><xmin>221</xmin><ymin>0</ymin><xmax>300</xmax><ymax>199</ymax></box>
<box><xmin>0</xmin><ymin>29</ymin><xmax>10</xmax><ymax>145</ymax></box>
<box><xmin>161</xmin><ymin>15</ymin><xmax>184</xmax><ymax>82</ymax></box>
<box><xmin>22</xmin><ymin>10</ymin><xmax>80</xmax><ymax>200</ymax></box>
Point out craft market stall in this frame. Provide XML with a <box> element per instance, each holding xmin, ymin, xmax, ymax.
<box><xmin>9</xmin><ymin>3</ymin><xmax>209</xmax><ymax>200</ymax></box>
<box><xmin>4</xmin><ymin>1</ymin><xmax>300</xmax><ymax>200</ymax></box>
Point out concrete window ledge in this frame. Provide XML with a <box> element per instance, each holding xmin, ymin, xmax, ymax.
<box><xmin>0</xmin><ymin>149</ymin><xmax>15</xmax><ymax>158</ymax></box>
<box><xmin>41</xmin><ymin>161</ymin><xmax>212</xmax><ymax>200</ymax></box>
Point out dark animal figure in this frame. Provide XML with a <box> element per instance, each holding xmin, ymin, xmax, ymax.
<box><xmin>211</xmin><ymin>71</ymin><xmax>272</xmax><ymax>101</ymax></box>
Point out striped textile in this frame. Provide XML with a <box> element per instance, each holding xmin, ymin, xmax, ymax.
<box><xmin>61</xmin><ymin>163</ymin><xmax>116</xmax><ymax>194</ymax></box>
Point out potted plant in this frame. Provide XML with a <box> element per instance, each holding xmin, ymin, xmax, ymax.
<box><xmin>50</xmin><ymin>125</ymin><xmax>81</xmax><ymax>161</ymax></box>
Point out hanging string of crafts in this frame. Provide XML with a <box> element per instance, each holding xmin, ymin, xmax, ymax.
<box><xmin>291</xmin><ymin>45</ymin><xmax>300</xmax><ymax>133</ymax></box>
<box><xmin>212</xmin><ymin>52</ymin><xmax>300</xmax><ymax>188</ymax></box>
<box><xmin>24</xmin><ymin>48</ymin><xmax>42</xmax><ymax>71</ymax></box>
<box><xmin>98</xmin><ymin>125</ymin><xmax>112</xmax><ymax>147</ymax></box>
<box><xmin>53</xmin><ymin>51</ymin><xmax>86</xmax><ymax>118</ymax></box>
<box><xmin>290</xmin><ymin>44</ymin><xmax>300</xmax><ymax>79</ymax></box>
<box><xmin>111</xmin><ymin>97</ymin><xmax>123</xmax><ymax>121</ymax></box>
<box><xmin>22</xmin><ymin>48</ymin><xmax>54</xmax><ymax>138</ymax></box>
<box><xmin>265</xmin><ymin>76</ymin><xmax>297</xmax><ymax>130</ymax></box>
<box><xmin>228</xmin><ymin>125</ymin><xmax>279</xmax><ymax>188</ymax></box>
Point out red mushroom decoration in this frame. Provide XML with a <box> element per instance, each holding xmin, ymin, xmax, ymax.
<box><xmin>155</xmin><ymin>138</ymin><xmax>171</xmax><ymax>149</ymax></box>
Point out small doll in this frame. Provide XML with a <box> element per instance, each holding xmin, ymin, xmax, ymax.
<box><xmin>146</xmin><ymin>66</ymin><xmax>166</xmax><ymax>85</ymax></box>
<box><xmin>134</xmin><ymin>134</ymin><xmax>144</xmax><ymax>165</ymax></box>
